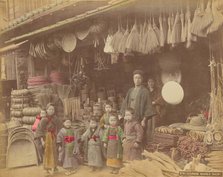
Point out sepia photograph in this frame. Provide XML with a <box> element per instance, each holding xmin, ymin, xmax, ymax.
<box><xmin>0</xmin><ymin>0</ymin><xmax>223</xmax><ymax>177</ymax></box>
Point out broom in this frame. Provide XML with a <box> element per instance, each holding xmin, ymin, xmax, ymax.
<box><xmin>57</xmin><ymin>85</ymin><xmax>71</xmax><ymax>117</ymax></box>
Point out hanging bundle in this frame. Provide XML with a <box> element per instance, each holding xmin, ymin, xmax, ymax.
<box><xmin>110</xmin><ymin>21</ymin><xmax>124</xmax><ymax>53</ymax></box>
<box><xmin>138</xmin><ymin>23</ymin><xmax>144</xmax><ymax>53</ymax></box>
<box><xmin>140</xmin><ymin>20</ymin><xmax>148</xmax><ymax>54</ymax></box>
<box><xmin>207</xmin><ymin>0</ymin><xmax>223</xmax><ymax>34</ymax></box>
<box><xmin>118</xmin><ymin>26</ymin><xmax>129</xmax><ymax>54</ymax></box>
<box><xmin>104</xmin><ymin>34</ymin><xmax>114</xmax><ymax>54</ymax></box>
<box><xmin>163</xmin><ymin>15</ymin><xmax>168</xmax><ymax>45</ymax></box>
<box><xmin>180</xmin><ymin>10</ymin><xmax>187</xmax><ymax>42</ymax></box>
<box><xmin>167</xmin><ymin>14</ymin><xmax>173</xmax><ymax>44</ymax></box>
<box><xmin>159</xmin><ymin>15</ymin><xmax>165</xmax><ymax>47</ymax></box>
<box><xmin>191</xmin><ymin>0</ymin><xmax>213</xmax><ymax>37</ymax></box>
<box><xmin>145</xmin><ymin>21</ymin><xmax>159</xmax><ymax>54</ymax></box>
<box><xmin>185</xmin><ymin>5</ymin><xmax>194</xmax><ymax>48</ymax></box>
<box><xmin>152</xmin><ymin>18</ymin><xmax>160</xmax><ymax>46</ymax></box>
<box><xmin>126</xmin><ymin>20</ymin><xmax>140</xmax><ymax>53</ymax></box>
<box><xmin>171</xmin><ymin>12</ymin><xmax>182</xmax><ymax>47</ymax></box>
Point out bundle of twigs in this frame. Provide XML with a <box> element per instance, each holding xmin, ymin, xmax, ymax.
<box><xmin>57</xmin><ymin>85</ymin><xmax>71</xmax><ymax>102</ymax></box>
<box><xmin>63</xmin><ymin>97</ymin><xmax>81</xmax><ymax>121</ymax></box>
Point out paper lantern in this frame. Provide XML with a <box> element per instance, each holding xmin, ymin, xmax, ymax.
<box><xmin>161</xmin><ymin>81</ymin><xmax>184</xmax><ymax>105</ymax></box>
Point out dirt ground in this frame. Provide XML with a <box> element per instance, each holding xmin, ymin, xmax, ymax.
<box><xmin>0</xmin><ymin>165</ymin><xmax>118</xmax><ymax>177</ymax></box>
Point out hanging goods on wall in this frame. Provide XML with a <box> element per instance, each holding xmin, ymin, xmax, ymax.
<box><xmin>61</xmin><ymin>33</ymin><xmax>77</xmax><ymax>53</ymax></box>
<box><xmin>161</xmin><ymin>81</ymin><xmax>184</xmax><ymax>105</ymax></box>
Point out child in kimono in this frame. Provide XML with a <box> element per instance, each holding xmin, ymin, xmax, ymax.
<box><xmin>100</xmin><ymin>101</ymin><xmax>113</xmax><ymax>158</ymax></box>
<box><xmin>81</xmin><ymin>117</ymin><xmax>103</xmax><ymax>171</ymax></box>
<box><xmin>102</xmin><ymin>113</ymin><xmax>123</xmax><ymax>174</ymax></box>
<box><xmin>100</xmin><ymin>101</ymin><xmax>113</xmax><ymax>129</ymax></box>
<box><xmin>57</xmin><ymin>120</ymin><xmax>79</xmax><ymax>176</ymax></box>
<box><xmin>122</xmin><ymin>108</ymin><xmax>144</xmax><ymax>161</ymax></box>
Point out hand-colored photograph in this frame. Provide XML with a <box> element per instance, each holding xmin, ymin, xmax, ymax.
<box><xmin>0</xmin><ymin>0</ymin><xmax>223</xmax><ymax>177</ymax></box>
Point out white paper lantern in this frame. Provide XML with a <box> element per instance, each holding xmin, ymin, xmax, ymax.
<box><xmin>161</xmin><ymin>81</ymin><xmax>184</xmax><ymax>105</ymax></box>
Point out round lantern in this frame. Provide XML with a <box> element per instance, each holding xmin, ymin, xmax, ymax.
<box><xmin>161</xmin><ymin>81</ymin><xmax>184</xmax><ymax>105</ymax></box>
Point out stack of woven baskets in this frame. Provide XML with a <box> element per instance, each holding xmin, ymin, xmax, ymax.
<box><xmin>22</xmin><ymin>107</ymin><xmax>41</xmax><ymax>129</ymax></box>
<box><xmin>10</xmin><ymin>89</ymin><xmax>30</xmax><ymax>123</ymax></box>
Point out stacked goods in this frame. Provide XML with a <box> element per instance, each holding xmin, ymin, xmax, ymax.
<box><xmin>0</xmin><ymin>123</ymin><xmax>8</xmax><ymax>169</ymax></box>
<box><xmin>27</xmin><ymin>76</ymin><xmax>49</xmax><ymax>88</ymax></box>
<box><xmin>119</xmin><ymin>150</ymin><xmax>181</xmax><ymax>177</ymax></box>
<box><xmin>22</xmin><ymin>107</ymin><xmax>41</xmax><ymax>125</ymax></box>
<box><xmin>205</xmin><ymin>151</ymin><xmax>223</xmax><ymax>171</ymax></box>
<box><xmin>10</xmin><ymin>89</ymin><xmax>30</xmax><ymax>122</ymax></box>
<box><xmin>177</xmin><ymin>136</ymin><xmax>209</xmax><ymax>160</ymax></box>
<box><xmin>49</xmin><ymin>71</ymin><xmax>65</xmax><ymax>84</ymax></box>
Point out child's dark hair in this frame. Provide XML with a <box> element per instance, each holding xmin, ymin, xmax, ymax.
<box><xmin>125</xmin><ymin>107</ymin><xmax>135</xmax><ymax>115</ymax></box>
<box><xmin>90</xmin><ymin>116</ymin><xmax>98</xmax><ymax>122</ymax></box>
<box><xmin>104</xmin><ymin>100</ymin><xmax>113</xmax><ymax>107</ymax></box>
<box><xmin>109</xmin><ymin>111</ymin><xmax>118</xmax><ymax>120</ymax></box>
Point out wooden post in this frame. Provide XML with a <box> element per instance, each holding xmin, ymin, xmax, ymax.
<box><xmin>15</xmin><ymin>53</ymin><xmax>19</xmax><ymax>89</ymax></box>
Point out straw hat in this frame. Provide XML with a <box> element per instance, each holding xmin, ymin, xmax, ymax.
<box><xmin>181</xmin><ymin>116</ymin><xmax>207</xmax><ymax>132</ymax></box>
<box><xmin>61</xmin><ymin>33</ymin><xmax>77</xmax><ymax>53</ymax></box>
<box><xmin>75</xmin><ymin>28</ymin><xmax>90</xmax><ymax>40</ymax></box>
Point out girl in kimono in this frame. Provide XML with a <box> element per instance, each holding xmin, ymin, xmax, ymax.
<box><xmin>35</xmin><ymin>103</ymin><xmax>61</xmax><ymax>175</ymax></box>
<box><xmin>57</xmin><ymin>120</ymin><xmax>79</xmax><ymax>175</ymax></box>
<box><xmin>122</xmin><ymin>108</ymin><xmax>144</xmax><ymax>162</ymax></box>
<box><xmin>99</xmin><ymin>101</ymin><xmax>113</xmax><ymax>129</ymax></box>
<box><xmin>81</xmin><ymin>117</ymin><xmax>103</xmax><ymax>171</ymax></box>
<box><xmin>102</xmin><ymin>113</ymin><xmax>123</xmax><ymax>174</ymax></box>
<box><xmin>99</xmin><ymin>101</ymin><xmax>113</xmax><ymax>158</ymax></box>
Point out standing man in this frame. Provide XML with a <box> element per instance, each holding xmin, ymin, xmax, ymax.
<box><xmin>120</xmin><ymin>70</ymin><xmax>155</xmax><ymax>145</ymax></box>
<box><xmin>147</xmin><ymin>77</ymin><xmax>166</xmax><ymax>127</ymax></box>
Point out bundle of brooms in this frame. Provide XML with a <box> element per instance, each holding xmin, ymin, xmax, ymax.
<box><xmin>119</xmin><ymin>150</ymin><xmax>181</xmax><ymax>177</ymax></box>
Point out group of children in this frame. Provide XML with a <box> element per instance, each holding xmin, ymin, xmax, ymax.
<box><xmin>40</xmin><ymin>102</ymin><xmax>144</xmax><ymax>175</ymax></box>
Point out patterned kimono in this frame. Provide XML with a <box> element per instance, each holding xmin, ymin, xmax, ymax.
<box><xmin>57</xmin><ymin>128</ymin><xmax>79</xmax><ymax>169</ymax></box>
<box><xmin>35</xmin><ymin>116</ymin><xmax>61</xmax><ymax>170</ymax></box>
<box><xmin>102</xmin><ymin>126</ymin><xmax>123</xmax><ymax>168</ymax></box>
<box><xmin>81</xmin><ymin>126</ymin><xmax>103</xmax><ymax>168</ymax></box>
<box><xmin>123</xmin><ymin>120</ymin><xmax>144</xmax><ymax>161</ymax></box>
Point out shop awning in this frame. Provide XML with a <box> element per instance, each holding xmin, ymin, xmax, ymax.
<box><xmin>3</xmin><ymin>0</ymin><xmax>136</xmax><ymax>45</ymax></box>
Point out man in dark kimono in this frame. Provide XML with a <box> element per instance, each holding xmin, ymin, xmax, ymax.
<box><xmin>120</xmin><ymin>70</ymin><xmax>155</xmax><ymax>145</ymax></box>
